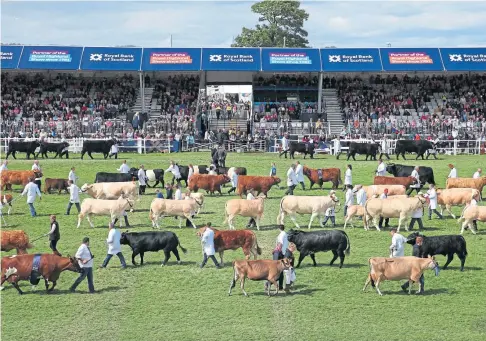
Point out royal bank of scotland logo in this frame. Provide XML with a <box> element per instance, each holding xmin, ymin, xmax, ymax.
<box><xmin>209</xmin><ymin>55</ymin><xmax>222</xmax><ymax>62</ymax></box>
<box><xmin>449</xmin><ymin>54</ymin><xmax>462</xmax><ymax>62</ymax></box>
<box><xmin>90</xmin><ymin>54</ymin><xmax>103</xmax><ymax>62</ymax></box>
<box><xmin>329</xmin><ymin>55</ymin><xmax>341</xmax><ymax>62</ymax></box>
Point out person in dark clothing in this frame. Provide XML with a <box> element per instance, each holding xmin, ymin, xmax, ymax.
<box><xmin>283</xmin><ymin>243</ymin><xmax>296</xmax><ymax>293</ymax></box>
<box><xmin>401</xmin><ymin>236</ymin><xmax>425</xmax><ymax>294</ymax></box>
<box><xmin>165</xmin><ymin>184</ymin><xmax>174</xmax><ymax>199</ymax></box>
<box><xmin>46</xmin><ymin>215</ymin><xmax>61</xmax><ymax>256</ymax></box>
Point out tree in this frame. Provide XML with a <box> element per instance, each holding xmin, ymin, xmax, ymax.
<box><xmin>232</xmin><ymin>0</ymin><xmax>309</xmax><ymax>48</ymax></box>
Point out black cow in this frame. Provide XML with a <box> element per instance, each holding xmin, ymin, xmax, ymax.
<box><xmin>211</xmin><ymin>148</ymin><xmax>227</xmax><ymax>167</ymax></box>
<box><xmin>289</xmin><ymin>142</ymin><xmax>315</xmax><ymax>159</ymax></box>
<box><xmin>386</xmin><ymin>163</ymin><xmax>435</xmax><ymax>185</ymax></box>
<box><xmin>95</xmin><ymin>172</ymin><xmax>138</xmax><ymax>183</ymax></box>
<box><xmin>407</xmin><ymin>232</ymin><xmax>467</xmax><ymax>271</ymax></box>
<box><xmin>176</xmin><ymin>165</ymin><xmax>208</xmax><ymax>186</ymax></box>
<box><xmin>395</xmin><ymin>140</ymin><xmax>436</xmax><ymax>160</ymax></box>
<box><xmin>287</xmin><ymin>229</ymin><xmax>351</xmax><ymax>268</ymax></box>
<box><xmin>81</xmin><ymin>139</ymin><xmax>116</xmax><ymax>159</ymax></box>
<box><xmin>6</xmin><ymin>140</ymin><xmax>41</xmax><ymax>159</ymax></box>
<box><xmin>215</xmin><ymin>167</ymin><xmax>248</xmax><ymax>176</ymax></box>
<box><xmin>129</xmin><ymin>168</ymin><xmax>165</xmax><ymax>188</ymax></box>
<box><xmin>37</xmin><ymin>142</ymin><xmax>69</xmax><ymax>159</ymax></box>
<box><xmin>120</xmin><ymin>231</ymin><xmax>187</xmax><ymax>266</ymax></box>
<box><xmin>344</xmin><ymin>142</ymin><xmax>380</xmax><ymax>161</ymax></box>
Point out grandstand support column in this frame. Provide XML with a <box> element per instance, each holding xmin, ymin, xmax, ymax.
<box><xmin>139</xmin><ymin>72</ymin><xmax>145</xmax><ymax>115</ymax></box>
<box><xmin>317</xmin><ymin>72</ymin><xmax>323</xmax><ymax>114</ymax></box>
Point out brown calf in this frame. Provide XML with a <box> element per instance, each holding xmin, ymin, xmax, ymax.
<box><xmin>237</xmin><ymin>175</ymin><xmax>281</xmax><ymax>198</ymax></box>
<box><xmin>44</xmin><ymin>178</ymin><xmax>70</xmax><ymax>194</ymax></box>
<box><xmin>188</xmin><ymin>174</ymin><xmax>230</xmax><ymax>195</ymax></box>
<box><xmin>303</xmin><ymin>166</ymin><xmax>342</xmax><ymax>190</ymax></box>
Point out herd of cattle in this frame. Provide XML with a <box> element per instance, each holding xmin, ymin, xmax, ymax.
<box><xmin>1</xmin><ymin>140</ymin><xmax>486</xmax><ymax>296</ymax></box>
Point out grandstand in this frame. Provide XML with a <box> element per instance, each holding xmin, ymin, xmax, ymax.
<box><xmin>1</xmin><ymin>45</ymin><xmax>485</xmax><ymax>146</ymax></box>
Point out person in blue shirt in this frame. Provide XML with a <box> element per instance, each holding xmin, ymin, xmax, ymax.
<box><xmin>269</xmin><ymin>162</ymin><xmax>277</xmax><ymax>177</ymax></box>
<box><xmin>155</xmin><ymin>189</ymin><xmax>164</xmax><ymax>199</ymax></box>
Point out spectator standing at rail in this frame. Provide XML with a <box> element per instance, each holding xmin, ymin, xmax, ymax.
<box><xmin>344</xmin><ymin>164</ymin><xmax>352</xmax><ymax>191</ymax></box>
<box><xmin>68</xmin><ymin>167</ymin><xmax>78</xmax><ymax>185</ymax></box>
<box><xmin>21</xmin><ymin>178</ymin><xmax>42</xmax><ymax>217</ymax></box>
<box><xmin>448</xmin><ymin>164</ymin><xmax>457</xmax><ymax>178</ymax></box>
<box><xmin>32</xmin><ymin>160</ymin><xmax>42</xmax><ymax>189</ymax></box>
<box><xmin>376</xmin><ymin>159</ymin><xmax>386</xmax><ymax>176</ymax></box>
<box><xmin>66</xmin><ymin>180</ymin><xmax>81</xmax><ymax>215</ymax></box>
<box><xmin>117</xmin><ymin>160</ymin><xmax>130</xmax><ymax>174</ymax></box>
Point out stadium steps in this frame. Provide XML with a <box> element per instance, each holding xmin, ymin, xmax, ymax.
<box><xmin>322</xmin><ymin>88</ymin><xmax>343</xmax><ymax>135</ymax></box>
<box><xmin>131</xmin><ymin>87</ymin><xmax>154</xmax><ymax>114</ymax></box>
<box><xmin>209</xmin><ymin>119</ymin><xmax>247</xmax><ymax>132</ymax></box>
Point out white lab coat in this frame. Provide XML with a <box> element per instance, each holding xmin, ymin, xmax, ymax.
<box><xmin>118</xmin><ymin>163</ymin><xmax>130</xmax><ymax>174</ymax></box>
<box><xmin>287</xmin><ymin>168</ymin><xmax>298</xmax><ymax>187</ymax></box>
<box><xmin>410</xmin><ymin>169</ymin><xmax>421</xmax><ymax>188</ymax></box>
<box><xmin>106</xmin><ymin>228</ymin><xmax>122</xmax><ymax>255</ymax></box>
<box><xmin>110</xmin><ymin>144</ymin><xmax>119</xmax><ymax>154</ymax></box>
<box><xmin>381</xmin><ymin>140</ymin><xmax>387</xmax><ymax>154</ymax></box>
<box><xmin>376</xmin><ymin>162</ymin><xmax>386</xmax><ymax>176</ymax></box>
<box><xmin>333</xmin><ymin>139</ymin><xmax>341</xmax><ymax>153</ymax></box>
<box><xmin>281</xmin><ymin>136</ymin><xmax>289</xmax><ymax>151</ymax></box>
<box><xmin>345</xmin><ymin>189</ymin><xmax>354</xmax><ymax>207</ymax></box>
<box><xmin>68</xmin><ymin>184</ymin><xmax>80</xmax><ymax>203</ymax></box>
<box><xmin>166</xmin><ymin>164</ymin><xmax>181</xmax><ymax>179</ymax></box>
<box><xmin>175</xmin><ymin>189</ymin><xmax>182</xmax><ymax>200</ymax></box>
<box><xmin>75</xmin><ymin>244</ymin><xmax>94</xmax><ymax>268</ymax></box>
<box><xmin>427</xmin><ymin>189</ymin><xmax>438</xmax><ymax>209</ymax></box>
<box><xmin>32</xmin><ymin>164</ymin><xmax>42</xmax><ymax>180</ymax></box>
<box><xmin>68</xmin><ymin>170</ymin><xmax>78</xmax><ymax>184</ymax></box>
<box><xmin>356</xmin><ymin>189</ymin><xmax>367</xmax><ymax>206</ymax></box>
<box><xmin>247</xmin><ymin>192</ymin><xmax>255</xmax><ymax>201</ymax></box>
<box><xmin>22</xmin><ymin>182</ymin><xmax>41</xmax><ymax>204</ymax></box>
<box><xmin>138</xmin><ymin>169</ymin><xmax>147</xmax><ymax>186</ymax></box>
<box><xmin>295</xmin><ymin>164</ymin><xmax>304</xmax><ymax>183</ymax></box>
<box><xmin>325</xmin><ymin>206</ymin><xmax>335</xmax><ymax>217</ymax></box>
<box><xmin>201</xmin><ymin>228</ymin><xmax>215</xmax><ymax>256</ymax></box>
<box><xmin>473</xmin><ymin>172</ymin><xmax>480</xmax><ymax>179</ymax></box>
<box><xmin>390</xmin><ymin>233</ymin><xmax>407</xmax><ymax>257</ymax></box>
<box><xmin>0</xmin><ymin>164</ymin><xmax>7</xmax><ymax>173</ymax></box>
<box><xmin>209</xmin><ymin>170</ymin><xmax>217</xmax><ymax>175</ymax></box>
<box><xmin>411</xmin><ymin>207</ymin><xmax>423</xmax><ymax>218</ymax></box>
<box><xmin>276</xmin><ymin>230</ymin><xmax>289</xmax><ymax>254</ymax></box>
<box><xmin>344</xmin><ymin>169</ymin><xmax>352</xmax><ymax>185</ymax></box>
<box><xmin>231</xmin><ymin>172</ymin><xmax>238</xmax><ymax>188</ymax></box>
<box><xmin>188</xmin><ymin>167</ymin><xmax>194</xmax><ymax>182</ymax></box>
<box><xmin>448</xmin><ymin>168</ymin><xmax>457</xmax><ymax>178</ymax></box>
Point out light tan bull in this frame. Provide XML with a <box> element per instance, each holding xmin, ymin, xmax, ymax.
<box><xmin>437</xmin><ymin>188</ymin><xmax>480</xmax><ymax>218</ymax></box>
<box><xmin>223</xmin><ymin>197</ymin><xmax>265</xmax><ymax>231</ymax></box>
<box><xmin>190</xmin><ymin>192</ymin><xmax>205</xmax><ymax>215</ymax></box>
<box><xmin>363</xmin><ymin>185</ymin><xmax>406</xmax><ymax>198</ymax></box>
<box><xmin>77</xmin><ymin>196</ymin><xmax>134</xmax><ymax>228</ymax></box>
<box><xmin>458</xmin><ymin>205</ymin><xmax>486</xmax><ymax>235</ymax></box>
<box><xmin>81</xmin><ymin>182</ymin><xmax>138</xmax><ymax>201</ymax></box>
<box><xmin>149</xmin><ymin>198</ymin><xmax>201</xmax><ymax>229</ymax></box>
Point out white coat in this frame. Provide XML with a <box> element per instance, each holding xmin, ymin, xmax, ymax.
<box><xmin>32</xmin><ymin>164</ymin><xmax>42</xmax><ymax>180</ymax></box>
<box><xmin>448</xmin><ymin>168</ymin><xmax>457</xmax><ymax>178</ymax></box>
<box><xmin>175</xmin><ymin>189</ymin><xmax>182</xmax><ymax>200</ymax></box>
<box><xmin>473</xmin><ymin>172</ymin><xmax>480</xmax><ymax>179</ymax></box>
<box><xmin>333</xmin><ymin>139</ymin><xmax>341</xmax><ymax>153</ymax></box>
<box><xmin>22</xmin><ymin>182</ymin><xmax>41</xmax><ymax>204</ymax></box>
<box><xmin>166</xmin><ymin>164</ymin><xmax>181</xmax><ymax>179</ymax></box>
<box><xmin>295</xmin><ymin>164</ymin><xmax>305</xmax><ymax>183</ymax></box>
<box><xmin>68</xmin><ymin>170</ymin><xmax>78</xmax><ymax>184</ymax></box>
<box><xmin>277</xmin><ymin>230</ymin><xmax>289</xmax><ymax>254</ymax></box>
<box><xmin>201</xmin><ymin>228</ymin><xmax>216</xmax><ymax>256</ymax></box>
<box><xmin>281</xmin><ymin>136</ymin><xmax>289</xmax><ymax>151</ymax></box>
<box><xmin>427</xmin><ymin>188</ymin><xmax>438</xmax><ymax>209</ymax></box>
<box><xmin>345</xmin><ymin>189</ymin><xmax>354</xmax><ymax>207</ymax></box>
<box><xmin>106</xmin><ymin>228</ymin><xmax>122</xmax><ymax>255</ymax></box>
<box><xmin>75</xmin><ymin>244</ymin><xmax>94</xmax><ymax>268</ymax></box>
<box><xmin>138</xmin><ymin>169</ymin><xmax>147</xmax><ymax>186</ymax></box>
<box><xmin>390</xmin><ymin>233</ymin><xmax>407</xmax><ymax>257</ymax></box>
<box><xmin>325</xmin><ymin>206</ymin><xmax>335</xmax><ymax>217</ymax></box>
<box><xmin>0</xmin><ymin>164</ymin><xmax>7</xmax><ymax>173</ymax></box>
<box><xmin>110</xmin><ymin>144</ymin><xmax>119</xmax><ymax>154</ymax></box>
<box><xmin>376</xmin><ymin>162</ymin><xmax>386</xmax><ymax>176</ymax></box>
<box><xmin>69</xmin><ymin>184</ymin><xmax>80</xmax><ymax>203</ymax></box>
<box><xmin>188</xmin><ymin>167</ymin><xmax>194</xmax><ymax>182</ymax></box>
<box><xmin>287</xmin><ymin>168</ymin><xmax>298</xmax><ymax>187</ymax></box>
<box><xmin>247</xmin><ymin>192</ymin><xmax>255</xmax><ymax>201</ymax></box>
<box><xmin>118</xmin><ymin>163</ymin><xmax>130</xmax><ymax>174</ymax></box>
<box><xmin>356</xmin><ymin>189</ymin><xmax>367</xmax><ymax>206</ymax></box>
<box><xmin>231</xmin><ymin>172</ymin><xmax>238</xmax><ymax>188</ymax></box>
<box><xmin>411</xmin><ymin>207</ymin><xmax>423</xmax><ymax>218</ymax></box>
<box><xmin>410</xmin><ymin>169</ymin><xmax>421</xmax><ymax>188</ymax></box>
<box><xmin>344</xmin><ymin>169</ymin><xmax>352</xmax><ymax>185</ymax></box>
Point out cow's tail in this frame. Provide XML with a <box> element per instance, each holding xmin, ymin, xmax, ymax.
<box><xmin>176</xmin><ymin>235</ymin><xmax>187</xmax><ymax>254</ymax></box>
<box><xmin>253</xmin><ymin>232</ymin><xmax>262</xmax><ymax>256</ymax></box>
<box><xmin>459</xmin><ymin>235</ymin><xmax>468</xmax><ymax>256</ymax></box>
<box><xmin>368</xmin><ymin>259</ymin><xmax>376</xmax><ymax>288</ymax></box>
<box><xmin>149</xmin><ymin>208</ymin><xmax>154</xmax><ymax>222</ymax></box>
<box><xmin>343</xmin><ymin>231</ymin><xmax>351</xmax><ymax>256</ymax></box>
<box><xmin>457</xmin><ymin>205</ymin><xmax>468</xmax><ymax>224</ymax></box>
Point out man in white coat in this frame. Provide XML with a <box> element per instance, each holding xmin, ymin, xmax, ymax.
<box><xmin>100</xmin><ymin>223</ymin><xmax>126</xmax><ymax>269</ymax></box>
<box><xmin>295</xmin><ymin>161</ymin><xmax>305</xmax><ymax>190</ymax></box>
<box><xmin>344</xmin><ymin>185</ymin><xmax>354</xmax><ymax>217</ymax></box>
<box><xmin>355</xmin><ymin>185</ymin><xmax>367</xmax><ymax>206</ymax></box>
<box><xmin>379</xmin><ymin>137</ymin><xmax>391</xmax><ymax>160</ymax></box>
<box><xmin>376</xmin><ymin>159</ymin><xmax>386</xmax><ymax>176</ymax></box>
<box><xmin>0</xmin><ymin>160</ymin><xmax>8</xmax><ymax>174</ymax></box>
<box><xmin>406</xmin><ymin>166</ymin><xmax>422</xmax><ymax>196</ymax></box>
<box><xmin>227</xmin><ymin>171</ymin><xmax>238</xmax><ymax>194</ymax></box>
<box><xmin>285</xmin><ymin>164</ymin><xmax>298</xmax><ymax>195</ymax></box>
<box><xmin>166</xmin><ymin>161</ymin><xmax>182</xmax><ymax>186</ymax></box>
<box><xmin>279</xmin><ymin>133</ymin><xmax>290</xmax><ymax>159</ymax></box>
<box><xmin>473</xmin><ymin>168</ymin><xmax>482</xmax><ymax>179</ymax></box>
<box><xmin>333</xmin><ymin>136</ymin><xmax>342</xmax><ymax>160</ymax></box>
<box><xmin>138</xmin><ymin>165</ymin><xmax>147</xmax><ymax>195</ymax></box>
<box><xmin>425</xmin><ymin>184</ymin><xmax>443</xmax><ymax>220</ymax></box>
<box><xmin>21</xmin><ymin>177</ymin><xmax>42</xmax><ymax>217</ymax></box>
<box><xmin>117</xmin><ymin>160</ymin><xmax>130</xmax><ymax>174</ymax></box>
<box><xmin>70</xmin><ymin>237</ymin><xmax>95</xmax><ymax>293</ymax></box>
<box><xmin>200</xmin><ymin>223</ymin><xmax>221</xmax><ymax>269</ymax></box>
<box><xmin>267</xmin><ymin>225</ymin><xmax>289</xmax><ymax>291</ymax></box>
<box><xmin>66</xmin><ymin>180</ymin><xmax>81</xmax><ymax>215</ymax></box>
<box><xmin>389</xmin><ymin>228</ymin><xmax>407</xmax><ymax>257</ymax></box>
<box><xmin>32</xmin><ymin>160</ymin><xmax>43</xmax><ymax>189</ymax></box>
<box><xmin>109</xmin><ymin>142</ymin><xmax>119</xmax><ymax>159</ymax></box>
<box><xmin>447</xmin><ymin>164</ymin><xmax>457</xmax><ymax>178</ymax></box>
<box><xmin>344</xmin><ymin>164</ymin><xmax>352</xmax><ymax>191</ymax></box>
<box><xmin>68</xmin><ymin>167</ymin><xmax>78</xmax><ymax>185</ymax></box>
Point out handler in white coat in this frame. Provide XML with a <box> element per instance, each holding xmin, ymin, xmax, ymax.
<box><xmin>447</xmin><ymin>164</ymin><xmax>457</xmax><ymax>178</ymax></box>
<box><xmin>21</xmin><ymin>178</ymin><xmax>42</xmax><ymax>217</ymax></box>
<box><xmin>295</xmin><ymin>161</ymin><xmax>305</xmax><ymax>190</ymax></box>
<box><xmin>425</xmin><ymin>184</ymin><xmax>443</xmax><ymax>220</ymax></box>
<box><xmin>117</xmin><ymin>160</ymin><xmax>130</xmax><ymax>174</ymax></box>
<box><xmin>344</xmin><ymin>164</ymin><xmax>352</xmax><ymax>190</ymax></box>
<box><xmin>389</xmin><ymin>228</ymin><xmax>407</xmax><ymax>257</ymax></box>
<box><xmin>344</xmin><ymin>185</ymin><xmax>354</xmax><ymax>217</ymax></box>
<box><xmin>227</xmin><ymin>171</ymin><xmax>238</xmax><ymax>194</ymax></box>
<box><xmin>32</xmin><ymin>160</ymin><xmax>43</xmax><ymax>189</ymax></box>
<box><xmin>279</xmin><ymin>134</ymin><xmax>290</xmax><ymax>159</ymax></box>
<box><xmin>200</xmin><ymin>224</ymin><xmax>221</xmax><ymax>269</ymax></box>
<box><xmin>376</xmin><ymin>159</ymin><xmax>386</xmax><ymax>176</ymax></box>
<box><xmin>473</xmin><ymin>168</ymin><xmax>482</xmax><ymax>179</ymax></box>
<box><xmin>165</xmin><ymin>161</ymin><xmax>182</xmax><ymax>185</ymax></box>
<box><xmin>285</xmin><ymin>164</ymin><xmax>298</xmax><ymax>195</ymax></box>
<box><xmin>100</xmin><ymin>223</ymin><xmax>126</xmax><ymax>269</ymax></box>
<box><xmin>406</xmin><ymin>166</ymin><xmax>422</xmax><ymax>195</ymax></box>
<box><xmin>138</xmin><ymin>165</ymin><xmax>147</xmax><ymax>195</ymax></box>
<box><xmin>355</xmin><ymin>185</ymin><xmax>367</xmax><ymax>206</ymax></box>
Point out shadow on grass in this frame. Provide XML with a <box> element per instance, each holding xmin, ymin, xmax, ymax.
<box><xmin>296</xmin><ymin>262</ymin><xmax>365</xmax><ymax>269</ymax></box>
<box><xmin>129</xmin><ymin>260</ymin><xmax>198</xmax><ymax>267</ymax></box>
<box><xmin>383</xmin><ymin>288</ymin><xmax>452</xmax><ymax>296</ymax></box>
<box><xmin>443</xmin><ymin>266</ymin><xmax>483</xmax><ymax>271</ymax></box>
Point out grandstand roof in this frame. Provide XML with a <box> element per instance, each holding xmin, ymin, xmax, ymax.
<box><xmin>1</xmin><ymin>46</ymin><xmax>485</xmax><ymax>72</ymax></box>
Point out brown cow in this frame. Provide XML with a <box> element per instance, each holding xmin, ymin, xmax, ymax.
<box><xmin>1</xmin><ymin>170</ymin><xmax>43</xmax><ymax>191</ymax></box>
<box><xmin>1</xmin><ymin>254</ymin><xmax>81</xmax><ymax>294</ymax></box>
<box><xmin>1</xmin><ymin>193</ymin><xmax>14</xmax><ymax>215</ymax></box>
<box><xmin>373</xmin><ymin>176</ymin><xmax>417</xmax><ymax>189</ymax></box>
<box><xmin>303</xmin><ymin>166</ymin><xmax>342</xmax><ymax>189</ymax></box>
<box><xmin>197</xmin><ymin>226</ymin><xmax>262</xmax><ymax>266</ymax></box>
<box><xmin>228</xmin><ymin>258</ymin><xmax>293</xmax><ymax>296</ymax></box>
<box><xmin>188</xmin><ymin>174</ymin><xmax>230</xmax><ymax>195</ymax></box>
<box><xmin>44</xmin><ymin>178</ymin><xmax>69</xmax><ymax>194</ymax></box>
<box><xmin>1</xmin><ymin>230</ymin><xmax>33</xmax><ymax>254</ymax></box>
<box><xmin>237</xmin><ymin>176</ymin><xmax>281</xmax><ymax>198</ymax></box>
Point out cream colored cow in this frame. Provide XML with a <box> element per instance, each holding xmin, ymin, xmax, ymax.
<box><xmin>81</xmin><ymin>182</ymin><xmax>138</xmax><ymax>201</ymax></box>
<box><xmin>458</xmin><ymin>205</ymin><xmax>486</xmax><ymax>235</ymax></box>
<box><xmin>363</xmin><ymin>185</ymin><xmax>406</xmax><ymax>198</ymax></box>
<box><xmin>77</xmin><ymin>196</ymin><xmax>134</xmax><ymax>228</ymax></box>
<box><xmin>224</xmin><ymin>197</ymin><xmax>265</xmax><ymax>231</ymax></box>
<box><xmin>149</xmin><ymin>198</ymin><xmax>200</xmax><ymax>229</ymax></box>
<box><xmin>437</xmin><ymin>188</ymin><xmax>479</xmax><ymax>218</ymax></box>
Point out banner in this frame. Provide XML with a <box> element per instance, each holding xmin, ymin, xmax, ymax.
<box><xmin>380</xmin><ymin>48</ymin><xmax>444</xmax><ymax>71</ymax></box>
<box><xmin>18</xmin><ymin>46</ymin><xmax>83</xmax><ymax>70</ymax></box>
<box><xmin>1</xmin><ymin>45</ymin><xmax>23</xmax><ymax>69</ymax></box>
<box><xmin>80</xmin><ymin>47</ymin><xmax>142</xmax><ymax>71</ymax></box>
<box><xmin>440</xmin><ymin>48</ymin><xmax>486</xmax><ymax>71</ymax></box>
<box><xmin>201</xmin><ymin>48</ymin><xmax>260</xmax><ymax>71</ymax></box>
<box><xmin>142</xmin><ymin>48</ymin><xmax>201</xmax><ymax>71</ymax></box>
<box><xmin>321</xmin><ymin>48</ymin><xmax>382</xmax><ymax>72</ymax></box>
<box><xmin>261</xmin><ymin>48</ymin><xmax>321</xmax><ymax>72</ymax></box>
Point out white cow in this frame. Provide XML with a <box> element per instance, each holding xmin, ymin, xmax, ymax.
<box><xmin>81</xmin><ymin>182</ymin><xmax>138</xmax><ymax>201</ymax></box>
<box><xmin>437</xmin><ymin>188</ymin><xmax>479</xmax><ymax>218</ymax></box>
<box><xmin>149</xmin><ymin>198</ymin><xmax>200</xmax><ymax>229</ymax></box>
<box><xmin>224</xmin><ymin>197</ymin><xmax>265</xmax><ymax>230</ymax></box>
<box><xmin>277</xmin><ymin>193</ymin><xmax>339</xmax><ymax>229</ymax></box>
<box><xmin>363</xmin><ymin>185</ymin><xmax>406</xmax><ymax>198</ymax></box>
<box><xmin>77</xmin><ymin>196</ymin><xmax>134</xmax><ymax>228</ymax></box>
<box><xmin>458</xmin><ymin>205</ymin><xmax>486</xmax><ymax>235</ymax></box>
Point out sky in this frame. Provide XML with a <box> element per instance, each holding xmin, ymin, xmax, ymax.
<box><xmin>2</xmin><ymin>1</ymin><xmax>486</xmax><ymax>48</ymax></box>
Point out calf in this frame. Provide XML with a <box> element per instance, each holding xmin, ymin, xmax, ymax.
<box><xmin>44</xmin><ymin>178</ymin><xmax>69</xmax><ymax>194</ymax></box>
<box><xmin>303</xmin><ymin>166</ymin><xmax>342</xmax><ymax>190</ymax></box>
<box><xmin>188</xmin><ymin>174</ymin><xmax>230</xmax><ymax>195</ymax></box>
<box><xmin>228</xmin><ymin>258</ymin><xmax>293</xmax><ymax>296</ymax></box>
<box><xmin>406</xmin><ymin>232</ymin><xmax>468</xmax><ymax>271</ymax></box>
<box><xmin>1</xmin><ymin>230</ymin><xmax>33</xmax><ymax>254</ymax></box>
<box><xmin>363</xmin><ymin>256</ymin><xmax>439</xmax><ymax>296</ymax></box>
<box><xmin>237</xmin><ymin>176</ymin><xmax>281</xmax><ymax>198</ymax></box>
<box><xmin>287</xmin><ymin>229</ymin><xmax>350</xmax><ymax>268</ymax></box>
<box><xmin>343</xmin><ymin>205</ymin><xmax>365</xmax><ymax>229</ymax></box>
<box><xmin>224</xmin><ymin>197</ymin><xmax>265</xmax><ymax>230</ymax></box>
<box><xmin>120</xmin><ymin>231</ymin><xmax>187</xmax><ymax>266</ymax></box>
<box><xmin>1</xmin><ymin>194</ymin><xmax>14</xmax><ymax>215</ymax></box>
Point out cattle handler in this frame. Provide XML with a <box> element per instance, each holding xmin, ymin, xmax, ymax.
<box><xmin>401</xmin><ymin>235</ymin><xmax>425</xmax><ymax>294</ymax></box>
<box><xmin>45</xmin><ymin>215</ymin><xmax>61</xmax><ymax>256</ymax></box>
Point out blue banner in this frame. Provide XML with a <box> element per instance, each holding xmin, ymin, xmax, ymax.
<box><xmin>18</xmin><ymin>46</ymin><xmax>82</xmax><ymax>70</ymax></box>
<box><xmin>142</xmin><ymin>48</ymin><xmax>201</xmax><ymax>71</ymax></box>
<box><xmin>380</xmin><ymin>48</ymin><xmax>444</xmax><ymax>71</ymax></box>
<box><xmin>261</xmin><ymin>48</ymin><xmax>321</xmax><ymax>72</ymax></box>
<box><xmin>80</xmin><ymin>47</ymin><xmax>142</xmax><ymax>71</ymax></box>
<box><xmin>321</xmin><ymin>48</ymin><xmax>382</xmax><ymax>72</ymax></box>
<box><xmin>201</xmin><ymin>48</ymin><xmax>260</xmax><ymax>71</ymax></box>
<box><xmin>440</xmin><ymin>48</ymin><xmax>486</xmax><ymax>71</ymax></box>
<box><xmin>1</xmin><ymin>45</ymin><xmax>23</xmax><ymax>69</ymax></box>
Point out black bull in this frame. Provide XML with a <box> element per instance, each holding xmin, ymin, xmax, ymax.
<box><xmin>345</xmin><ymin>142</ymin><xmax>380</xmax><ymax>161</ymax></box>
<box><xmin>6</xmin><ymin>141</ymin><xmax>41</xmax><ymax>159</ymax></box>
<box><xmin>95</xmin><ymin>172</ymin><xmax>137</xmax><ymax>183</ymax></box>
<box><xmin>176</xmin><ymin>165</ymin><xmax>208</xmax><ymax>186</ymax></box>
<box><xmin>81</xmin><ymin>139</ymin><xmax>116</xmax><ymax>159</ymax></box>
<box><xmin>289</xmin><ymin>142</ymin><xmax>316</xmax><ymax>159</ymax></box>
<box><xmin>37</xmin><ymin>142</ymin><xmax>69</xmax><ymax>159</ymax></box>
<box><xmin>386</xmin><ymin>163</ymin><xmax>436</xmax><ymax>185</ymax></box>
<box><xmin>395</xmin><ymin>140</ymin><xmax>437</xmax><ymax>160</ymax></box>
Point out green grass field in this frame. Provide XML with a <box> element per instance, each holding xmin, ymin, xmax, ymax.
<box><xmin>1</xmin><ymin>151</ymin><xmax>486</xmax><ymax>341</ymax></box>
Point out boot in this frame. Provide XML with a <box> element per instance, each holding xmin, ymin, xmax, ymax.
<box><xmin>124</xmin><ymin>216</ymin><xmax>130</xmax><ymax>227</ymax></box>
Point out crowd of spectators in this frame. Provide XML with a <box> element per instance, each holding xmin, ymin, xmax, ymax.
<box><xmin>254</xmin><ymin>74</ymin><xmax>319</xmax><ymax>88</ymax></box>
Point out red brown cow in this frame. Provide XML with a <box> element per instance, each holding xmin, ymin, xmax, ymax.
<box><xmin>1</xmin><ymin>254</ymin><xmax>81</xmax><ymax>294</ymax></box>
<box><xmin>373</xmin><ymin>176</ymin><xmax>417</xmax><ymax>189</ymax></box>
<box><xmin>1</xmin><ymin>230</ymin><xmax>33</xmax><ymax>254</ymax></box>
<box><xmin>197</xmin><ymin>226</ymin><xmax>262</xmax><ymax>266</ymax></box>
<box><xmin>44</xmin><ymin>178</ymin><xmax>70</xmax><ymax>194</ymax></box>
<box><xmin>188</xmin><ymin>174</ymin><xmax>230</xmax><ymax>195</ymax></box>
<box><xmin>237</xmin><ymin>176</ymin><xmax>281</xmax><ymax>198</ymax></box>
<box><xmin>1</xmin><ymin>170</ymin><xmax>43</xmax><ymax>191</ymax></box>
<box><xmin>303</xmin><ymin>166</ymin><xmax>342</xmax><ymax>189</ymax></box>
<box><xmin>1</xmin><ymin>193</ymin><xmax>14</xmax><ymax>215</ymax></box>
<box><xmin>229</xmin><ymin>258</ymin><xmax>293</xmax><ymax>296</ymax></box>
